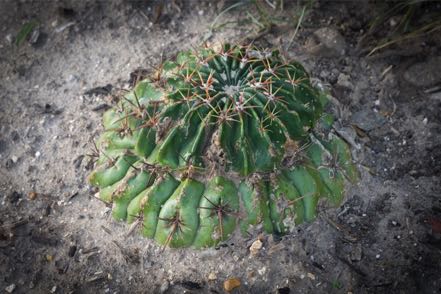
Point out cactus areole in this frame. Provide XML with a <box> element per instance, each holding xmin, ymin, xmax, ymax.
<box><xmin>88</xmin><ymin>44</ymin><xmax>358</xmax><ymax>248</ymax></box>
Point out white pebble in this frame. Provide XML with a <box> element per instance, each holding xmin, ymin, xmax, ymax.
<box><xmin>258</xmin><ymin>267</ymin><xmax>267</xmax><ymax>275</ymax></box>
<box><xmin>5</xmin><ymin>284</ymin><xmax>16</xmax><ymax>293</ymax></box>
<box><xmin>35</xmin><ymin>151</ymin><xmax>41</xmax><ymax>158</ymax></box>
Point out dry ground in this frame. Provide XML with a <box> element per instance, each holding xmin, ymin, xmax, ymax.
<box><xmin>0</xmin><ymin>1</ymin><xmax>440</xmax><ymax>293</ymax></box>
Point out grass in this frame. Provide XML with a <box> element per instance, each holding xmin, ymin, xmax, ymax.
<box><xmin>205</xmin><ymin>0</ymin><xmax>315</xmax><ymax>44</ymax></box>
<box><xmin>15</xmin><ymin>20</ymin><xmax>38</xmax><ymax>46</ymax></box>
<box><xmin>366</xmin><ymin>0</ymin><xmax>441</xmax><ymax>56</ymax></box>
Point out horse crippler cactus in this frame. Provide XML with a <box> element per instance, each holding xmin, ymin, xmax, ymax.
<box><xmin>88</xmin><ymin>44</ymin><xmax>358</xmax><ymax>248</ymax></box>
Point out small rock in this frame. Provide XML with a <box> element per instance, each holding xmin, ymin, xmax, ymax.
<box><xmin>257</xmin><ymin>267</ymin><xmax>266</xmax><ymax>275</ymax></box>
<box><xmin>307</xmin><ymin>273</ymin><xmax>316</xmax><ymax>280</ymax></box>
<box><xmin>5</xmin><ymin>34</ymin><xmax>14</xmax><ymax>44</ymax></box>
<box><xmin>35</xmin><ymin>151</ymin><xmax>41</xmax><ymax>158</ymax></box>
<box><xmin>375</xmin><ymin>254</ymin><xmax>381</xmax><ymax>259</ymax></box>
<box><xmin>5</xmin><ymin>284</ymin><xmax>16</xmax><ymax>293</ymax></box>
<box><xmin>305</xmin><ymin>27</ymin><xmax>346</xmax><ymax>57</ymax></box>
<box><xmin>319</xmin><ymin>70</ymin><xmax>329</xmax><ymax>79</ymax></box>
<box><xmin>403</xmin><ymin>56</ymin><xmax>441</xmax><ymax>87</ymax></box>
<box><xmin>160</xmin><ymin>280</ymin><xmax>169</xmax><ymax>293</ymax></box>
<box><xmin>389</xmin><ymin>17</ymin><xmax>398</xmax><ymax>27</ymax></box>
<box><xmin>208</xmin><ymin>272</ymin><xmax>217</xmax><ymax>281</ymax></box>
<box><xmin>11</xmin><ymin>155</ymin><xmax>18</xmax><ymax>163</ymax></box>
<box><xmin>337</xmin><ymin>73</ymin><xmax>352</xmax><ymax>89</ymax></box>
<box><xmin>351</xmin><ymin>110</ymin><xmax>386</xmax><ymax>132</ymax></box>
<box><xmin>28</xmin><ymin>191</ymin><xmax>37</xmax><ymax>200</ymax></box>
<box><xmin>29</xmin><ymin>28</ymin><xmax>40</xmax><ymax>44</ymax></box>
<box><xmin>249</xmin><ymin>239</ymin><xmax>263</xmax><ymax>256</ymax></box>
<box><xmin>224</xmin><ymin>278</ymin><xmax>241</xmax><ymax>292</ymax></box>
<box><xmin>50</xmin><ymin>285</ymin><xmax>57</xmax><ymax>293</ymax></box>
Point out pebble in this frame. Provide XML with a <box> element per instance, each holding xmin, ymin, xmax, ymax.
<box><xmin>403</xmin><ymin>56</ymin><xmax>441</xmax><ymax>87</ymax></box>
<box><xmin>249</xmin><ymin>239</ymin><xmax>263</xmax><ymax>256</ymax></box>
<box><xmin>5</xmin><ymin>284</ymin><xmax>16</xmax><ymax>293</ymax></box>
<box><xmin>35</xmin><ymin>151</ymin><xmax>41</xmax><ymax>158</ymax></box>
<box><xmin>29</xmin><ymin>28</ymin><xmax>40</xmax><ymax>44</ymax></box>
<box><xmin>375</xmin><ymin>254</ymin><xmax>381</xmax><ymax>259</ymax></box>
<box><xmin>208</xmin><ymin>272</ymin><xmax>217</xmax><ymax>281</ymax></box>
<box><xmin>5</xmin><ymin>33</ymin><xmax>14</xmax><ymax>45</ymax></box>
<box><xmin>28</xmin><ymin>191</ymin><xmax>37</xmax><ymax>200</ymax></box>
<box><xmin>224</xmin><ymin>278</ymin><xmax>241</xmax><ymax>292</ymax></box>
<box><xmin>11</xmin><ymin>155</ymin><xmax>18</xmax><ymax>163</ymax></box>
<box><xmin>306</xmin><ymin>27</ymin><xmax>346</xmax><ymax>57</ymax></box>
<box><xmin>351</xmin><ymin>110</ymin><xmax>386</xmax><ymax>132</ymax></box>
<box><xmin>307</xmin><ymin>273</ymin><xmax>316</xmax><ymax>280</ymax></box>
<box><xmin>258</xmin><ymin>267</ymin><xmax>267</xmax><ymax>276</ymax></box>
<box><xmin>337</xmin><ymin>73</ymin><xmax>353</xmax><ymax>89</ymax></box>
<box><xmin>160</xmin><ymin>280</ymin><xmax>169</xmax><ymax>293</ymax></box>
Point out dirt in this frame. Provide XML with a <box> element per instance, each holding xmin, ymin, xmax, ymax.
<box><xmin>1</xmin><ymin>1</ymin><xmax>440</xmax><ymax>293</ymax></box>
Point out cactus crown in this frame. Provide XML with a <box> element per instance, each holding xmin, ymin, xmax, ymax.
<box><xmin>89</xmin><ymin>44</ymin><xmax>358</xmax><ymax>249</ymax></box>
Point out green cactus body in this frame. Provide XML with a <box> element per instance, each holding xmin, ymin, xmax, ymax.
<box><xmin>193</xmin><ymin>176</ymin><xmax>239</xmax><ymax>248</ymax></box>
<box><xmin>88</xmin><ymin>44</ymin><xmax>358</xmax><ymax>248</ymax></box>
<box><xmin>141</xmin><ymin>174</ymin><xmax>180</xmax><ymax>238</ymax></box>
<box><xmin>154</xmin><ymin>178</ymin><xmax>205</xmax><ymax>247</ymax></box>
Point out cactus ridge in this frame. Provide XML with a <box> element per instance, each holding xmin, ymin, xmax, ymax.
<box><xmin>88</xmin><ymin>44</ymin><xmax>358</xmax><ymax>248</ymax></box>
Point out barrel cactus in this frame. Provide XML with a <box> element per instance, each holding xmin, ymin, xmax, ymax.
<box><xmin>88</xmin><ymin>44</ymin><xmax>358</xmax><ymax>248</ymax></box>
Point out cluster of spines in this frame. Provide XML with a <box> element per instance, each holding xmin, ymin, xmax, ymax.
<box><xmin>88</xmin><ymin>44</ymin><xmax>358</xmax><ymax>248</ymax></box>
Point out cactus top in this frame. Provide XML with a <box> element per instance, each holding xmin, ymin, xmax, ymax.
<box><xmin>99</xmin><ymin>44</ymin><xmax>325</xmax><ymax>176</ymax></box>
<box><xmin>88</xmin><ymin>44</ymin><xmax>358</xmax><ymax>248</ymax></box>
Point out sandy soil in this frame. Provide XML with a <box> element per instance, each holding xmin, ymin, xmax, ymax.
<box><xmin>1</xmin><ymin>1</ymin><xmax>440</xmax><ymax>293</ymax></box>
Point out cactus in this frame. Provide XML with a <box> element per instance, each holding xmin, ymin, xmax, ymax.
<box><xmin>88</xmin><ymin>44</ymin><xmax>358</xmax><ymax>248</ymax></box>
